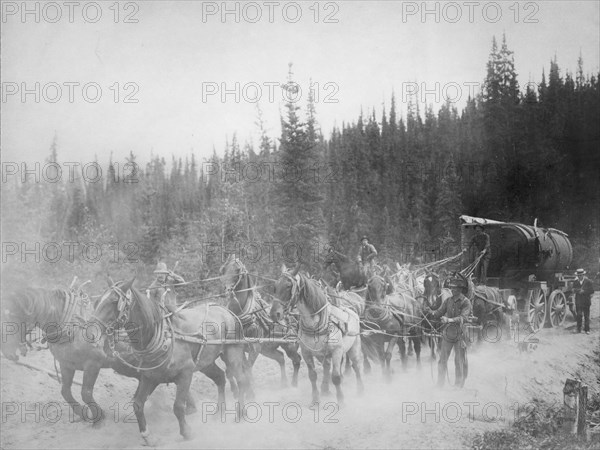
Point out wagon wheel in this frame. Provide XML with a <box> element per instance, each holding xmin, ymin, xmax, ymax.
<box><xmin>527</xmin><ymin>288</ymin><xmax>546</xmax><ymax>332</ymax></box>
<box><xmin>546</xmin><ymin>290</ymin><xmax>567</xmax><ymax>327</ymax></box>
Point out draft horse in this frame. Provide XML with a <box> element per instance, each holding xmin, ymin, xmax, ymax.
<box><xmin>271</xmin><ymin>265</ymin><xmax>363</xmax><ymax>405</ymax></box>
<box><xmin>91</xmin><ymin>278</ymin><xmax>250</xmax><ymax>443</ymax></box>
<box><xmin>0</xmin><ymin>282</ymin><xmax>144</xmax><ymax>425</ymax></box>
<box><xmin>364</xmin><ymin>274</ymin><xmax>423</xmax><ymax>375</ymax></box>
<box><xmin>220</xmin><ymin>255</ymin><xmax>301</xmax><ymax>388</ymax></box>
<box><xmin>323</xmin><ymin>249</ymin><xmax>367</xmax><ymax>290</ymax></box>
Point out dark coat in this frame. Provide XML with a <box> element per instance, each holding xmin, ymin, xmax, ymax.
<box><xmin>573</xmin><ymin>276</ymin><xmax>594</xmax><ymax>307</ymax></box>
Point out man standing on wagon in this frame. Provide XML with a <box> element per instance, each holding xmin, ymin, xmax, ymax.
<box><xmin>426</xmin><ymin>274</ymin><xmax>472</xmax><ymax>389</ymax></box>
<box><xmin>573</xmin><ymin>268</ymin><xmax>594</xmax><ymax>334</ymax></box>
<box><xmin>357</xmin><ymin>235</ymin><xmax>378</xmax><ymax>278</ymax></box>
<box><xmin>468</xmin><ymin>225</ymin><xmax>491</xmax><ymax>284</ymax></box>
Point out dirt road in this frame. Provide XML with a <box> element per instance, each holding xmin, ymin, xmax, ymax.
<box><xmin>2</xmin><ymin>302</ymin><xmax>599</xmax><ymax>449</ymax></box>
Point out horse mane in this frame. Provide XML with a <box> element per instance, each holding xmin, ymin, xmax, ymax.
<box><xmin>297</xmin><ymin>273</ymin><xmax>328</xmax><ymax>312</ymax></box>
<box><xmin>9</xmin><ymin>288</ymin><xmax>67</xmax><ymax>324</ymax></box>
<box><xmin>125</xmin><ymin>282</ymin><xmax>163</xmax><ymax>347</ymax></box>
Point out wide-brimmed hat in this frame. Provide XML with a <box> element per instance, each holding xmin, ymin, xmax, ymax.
<box><xmin>360</xmin><ymin>235</ymin><xmax>368</xmax><ymax>242</ymax></box>
<box><xmin>446</xmin><ymin>273</ymin><xmax>468</xmax><ymax>290</ymax></box>
<box><xmin>154</xmin><ymin>262</ymin><xmax>169</xmax><ymax>274</ymax></box>
<box><xmin>575</xmin><ymin>268</ymin><xmax>586</xmax><ymax>276</ymax></box>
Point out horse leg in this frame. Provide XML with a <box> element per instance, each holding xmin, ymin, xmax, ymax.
<box><xmin>375</xmin><ymin>338</ymin><xmax>386</xmax><ymax>375</ymax></box>
<box><xmin>221</xmin><ymin>354</ymin><xmax>239</xmax><ymax>399</ymax></box>
<box><xmin>362</xmin><ymin>337</ymin><xmax>372</xmax><ymax>374</ymax></box>
<box><xmin>81</xmin><ymin>362</ymin><xmax>105</xmax><ymax>426</ymax></box>
<box><xmin>398</xmin><ymin>337</ymin><xmax>407</xmax><ymax>368</ymax></box>
<box><xmin>199</xmin><ymin>362</ymin><xmax>225</xmax><ymax>417</ymax></box>
<box><xmin>59</xmin><ymin>364</ymin><xmax>84</xmax><ymax>420</ymax></box>
<box><xmin>331</xmin><ymin>349</ymin><xmax>345</xmax><ymax>406</ymax></box>
<box><xmin>282</xmin><ymin>343</ymin><xmax>301</xmax><ymax>387</ymax></box>
<box><xmin>407</xmin><ymin>338</ymin><xmax>414</xmax><ymax>356</ymax></box>
<box><xmin>413</xmin><ymin>334</ymin><xmax>421</xmax><ymax>368</ymax></box>
<box><xmin>302</xmin><ymin>348</ymin><xmax>319</xmax><ymax>405</ymax></box>
<box><xmin>173</xmin><ymin>372</ymin><xmax>194</xmax><ymax>440</ymax></box>
<box><xmin>224</xmin><ymin>344</ymin><xmax>250</xmax><ymax>417</ymax></box>
<box><xmin>184</xmin><ymin>392</ymin><xmax>197</xmax><ymax>415</ymax></box>
<box><xmin>245</xmin><ymin>344</ymin><xmax>261</xmax><ymax>399</ymax></box>
<box><xmin>132</xmin><ymin>377</ymin><xmax>160</xmax><ymax>446</ymax></box>
<box><xmin>344</xmin><ymin>355</ymin><xmax>352</xmax><ymax>376</ymax></box>
<box><xmin>348</xmin><ymin>338</ymin><xmax>364</xmax><ymax>395</ymax></box>
<box><xmin>359</xmin><ymin>336</ymin><xmax>372</xmax><ymax>374</ymax></box>
<box><xmin>321</xmin><ymin>355</ymin><xmax>332</xmax><ymax>396</ymax></box>
<box><xmin>386</xmin><ymin>337</ymin><xmax>398</xmax><ymax>378</ymax></box>
<box><xmin>260</xmin><ymin>344</ymin><xmax>288</xmax><ymax>388</ymax></box>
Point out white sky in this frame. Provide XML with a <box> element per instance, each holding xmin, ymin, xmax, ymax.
<box><xmin>1</xmin><ymin>1</ymin><xmax>599</xmax><ymax>168</ymax></box>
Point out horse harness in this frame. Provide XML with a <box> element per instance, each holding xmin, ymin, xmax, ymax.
<box><xmin>224</xmin><ymin>259</ymin><xmax>273</xmax><ymax>337</ymax></box>
<box><xmin>42</xmin><ymin>288</ymin><xmax>93</xmax><ymax>345</ymax></box>
<box><xmin>93</xmin><ymin>285</ymin><xmax>212</xmax><ymax>373</ymax></box>
<box><xmin>277</xmin><ymin>273</ymin><xmax>356</xmax><ymax>344</ymax></box>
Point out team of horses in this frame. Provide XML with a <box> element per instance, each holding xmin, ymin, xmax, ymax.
<box><xmin>1</xmin><ymin>253</ymin><xmax>512</xmax><ymax>444</ymax></box>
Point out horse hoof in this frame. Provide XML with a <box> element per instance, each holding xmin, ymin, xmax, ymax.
<box><xmin>91</xmin><ymin>419</ymin><xmax>105</xmax><ymax>429</ymax></box>
<box><xmin>291</xmin><ymin>380</ymin><xmax>298</xmax><ymax>388</ymax></box>
<box><xmin>141</xmin><ymin>434</ymin><xmax>158</xmax><ymax>447</ymax></box>
<box><xmin>182</xmin><ymin>431</ymin><xmax>193</xmax><ymax>441</ymax></box>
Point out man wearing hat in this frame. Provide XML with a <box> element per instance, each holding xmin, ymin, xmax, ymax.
<box><xmin>573</xmin><ymin>268</ymin><xmax>594</xmax><ymax>334</ymax></box>
<box><xmin>148</xmin><ymin>262</ymin><xmax>185</xmax><ymax>308</ymax></box>
<box><xmin>467</xmin><ymin>225</ymin><xmax>491</xmax><ymax>284</ymax></box>
<box><xmin>357</xmin><ymin>236</ymin><xmax>378</xmax><ymax>278</ymax></box>
<box><xmin>426</xmin><ymin>273</ymin><xmax>472</xmax><ymax>388</ymax></box>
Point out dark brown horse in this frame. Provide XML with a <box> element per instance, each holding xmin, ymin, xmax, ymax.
<box><xmin>323</xmin><ymin>249</ymin><xmax>367</xmax><ymax>290</ymax></box>
<box><xmin>271</xmin><ymin>265</ymin><xmax>363</xmax><ymax>405</ymax></box>
<box><xmin>220</xmin><ymin>255</ymin><xmax>301</xmax><ymax>388</ymax></box>
<box><xmin>364</xmin><ymin>275</ymin><xmax>423</xmax><ymax>375</ymax></box>
<box><xmin>0</xmin><ymin>283</ymin><xmax>138</xmax><ymax>424</ymax></box>
<box><xmin>90</xmin><ymin>278</ymin><xmax>250</xmax><ymax>444</ymax></box>
<box><xmin>0</xmin><ymin>282</ymin><xmax>218</xmax><ymax>427</ymax></box>
<box><xmin>465</xmin><ymin>276</ymin><xmax>512</xmax><ymax>343</ymax></box>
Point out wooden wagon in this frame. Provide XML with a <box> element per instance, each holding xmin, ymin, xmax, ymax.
<box><xmin>460</xmin><ymin>215</ymin><xmax>576</xmax><ymax>333</ymax></box>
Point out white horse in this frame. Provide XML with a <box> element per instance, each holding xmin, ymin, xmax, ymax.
<box><xmin>271</xmin><ymin>265</ymin><xmax>363</xmax><ymax>405</ymax></box>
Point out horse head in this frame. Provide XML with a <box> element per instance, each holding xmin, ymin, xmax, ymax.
<box><xmin>366</xmin><ymin>275</ymin><xmax>388</xmax><ymax>303</ymax></box>
<box><xmin>91</xmin><ymin>277</ymin><xmax>141</xmax><ymax>349</ymax></box>
<box><xmin>271</xmin><ymin>263</ymin><xmax>300</xmax><ymax>322</ymax></box>
<box><xmin>219</xmin><ymin>254</ymin><xmax>247</xmax><ymax>292</ymax></box>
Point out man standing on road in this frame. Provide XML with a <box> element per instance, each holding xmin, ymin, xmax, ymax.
<box><xmin>426</xmin><ymin>274</ymin><xmax>472</xmax><ymax>389</ymax></box>
<box><xmin>573</xmin><ymin>268</ymin><xmax>594</xmax><ymax>334</ymax></box>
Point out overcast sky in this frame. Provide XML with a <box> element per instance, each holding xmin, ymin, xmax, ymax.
<box><xmin>2</xmin><ymin>1</ymin><xmax>599</xmax><ymax>168</ymax></box>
